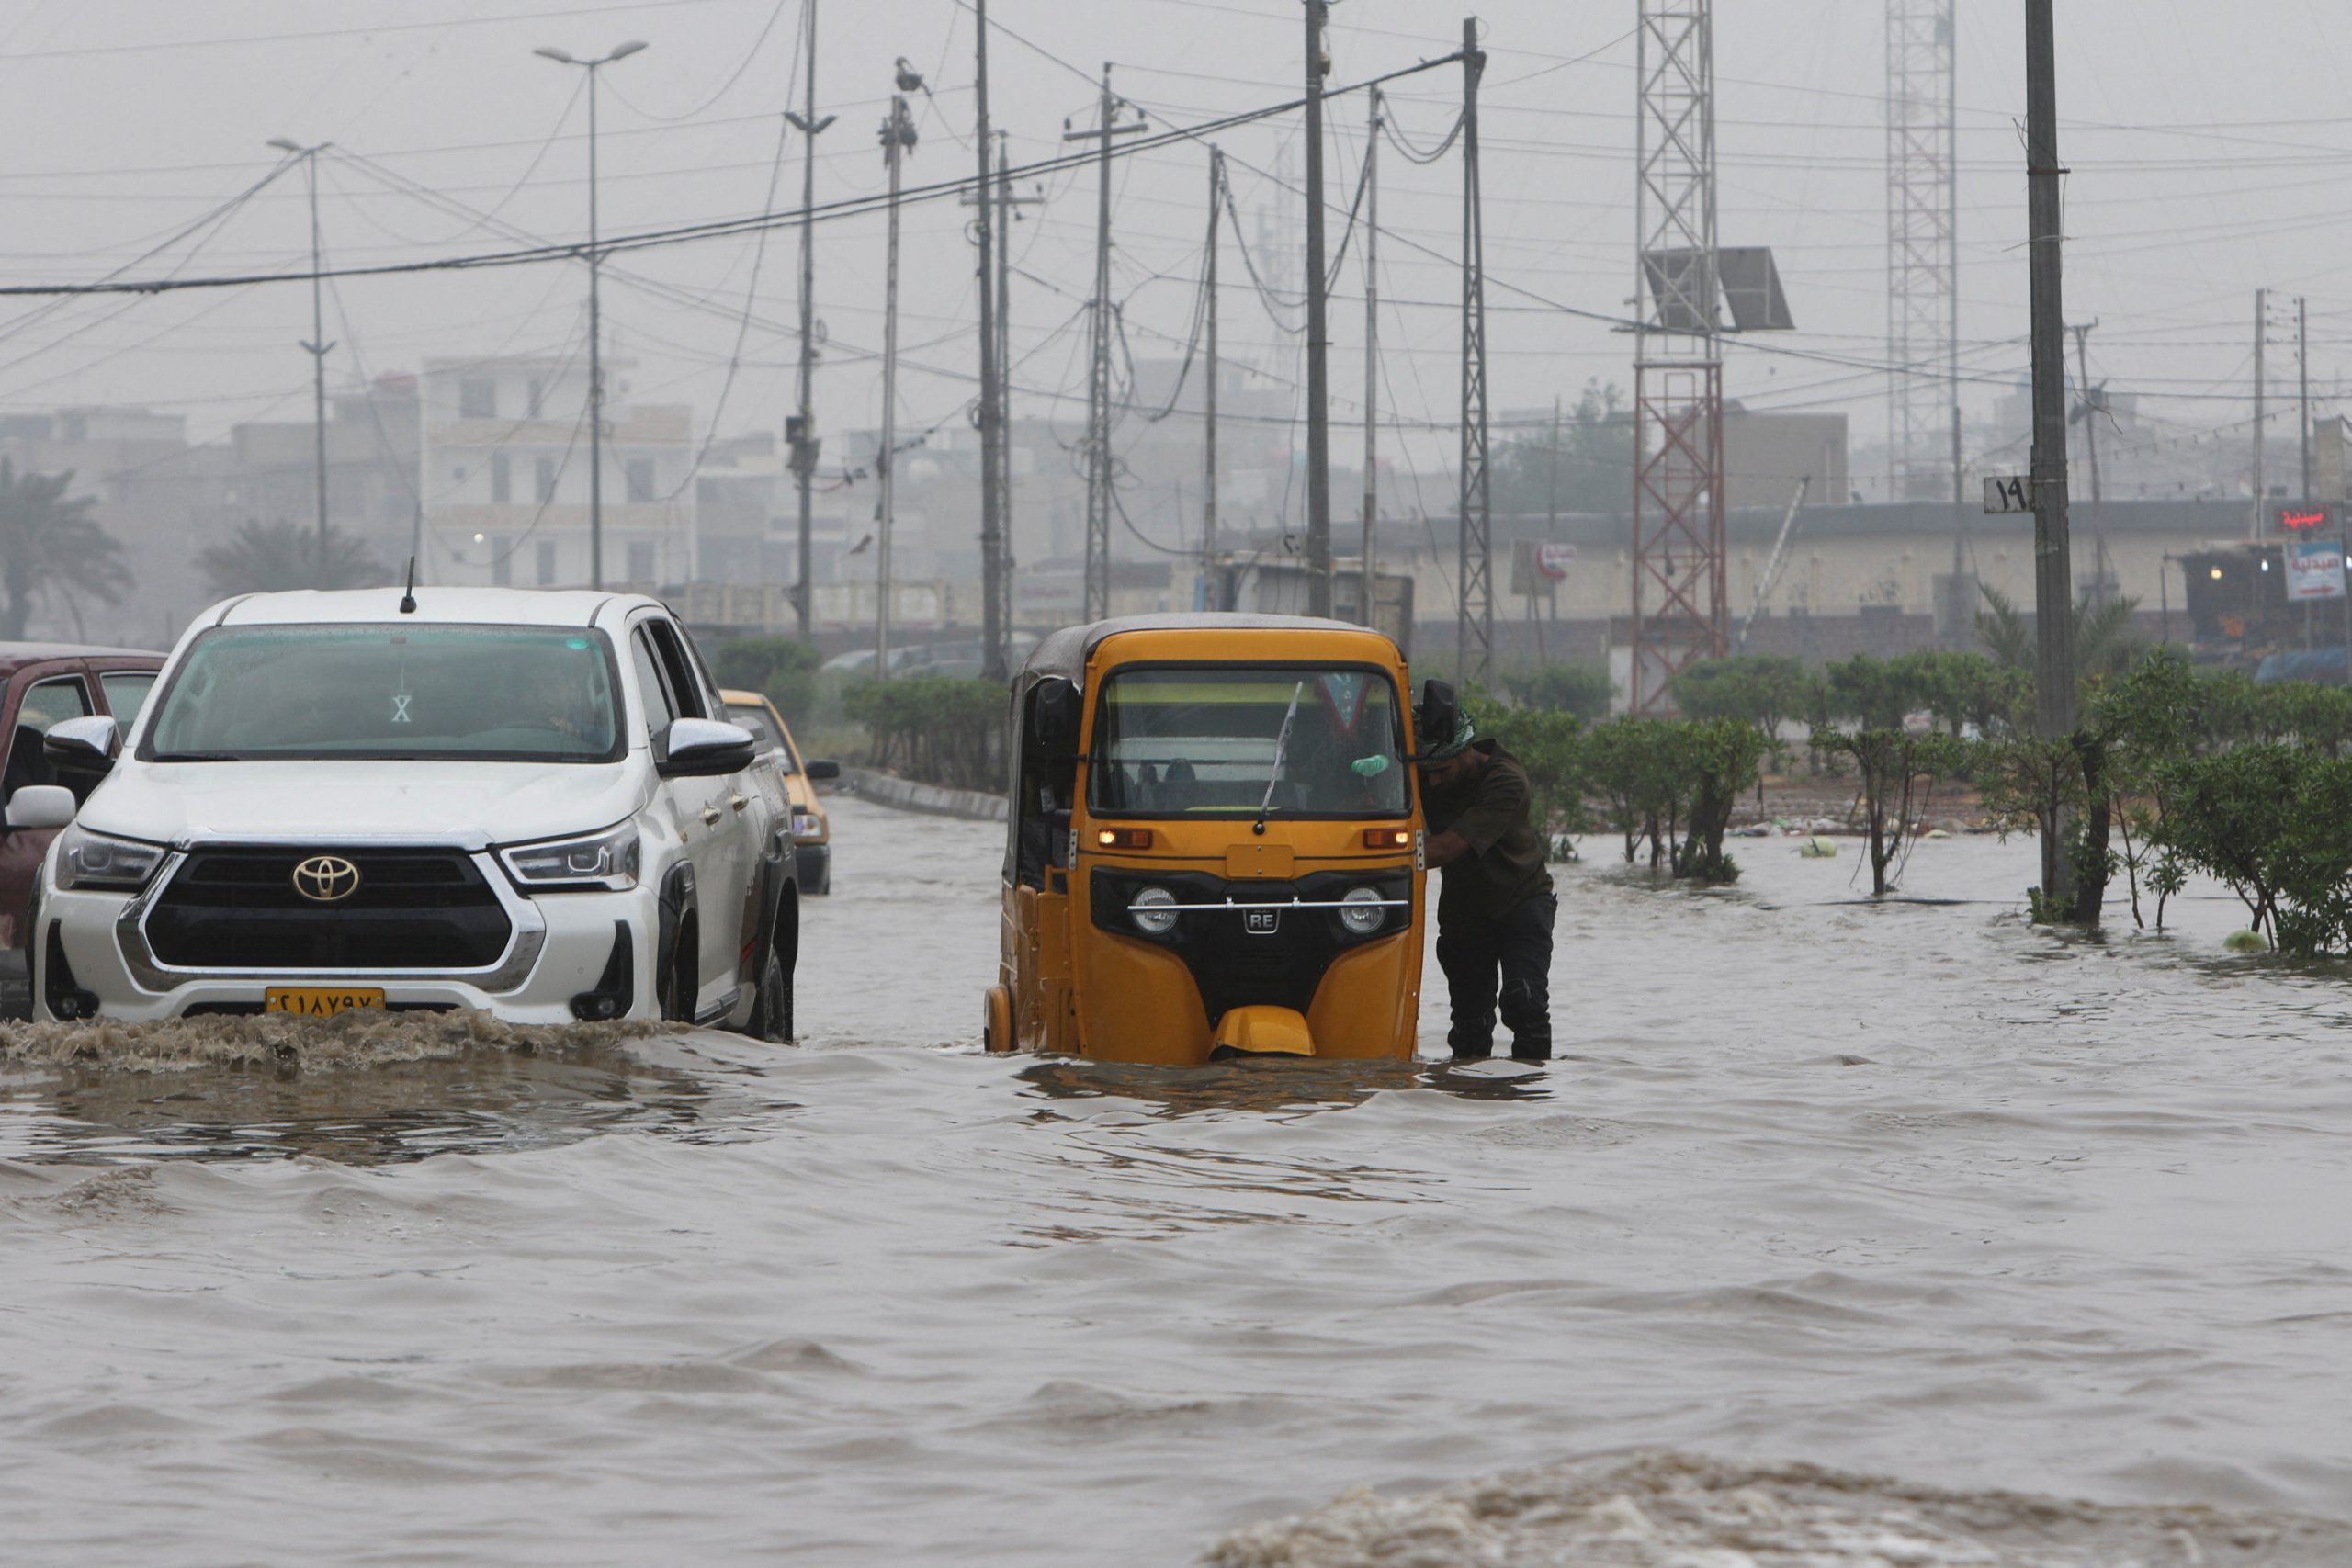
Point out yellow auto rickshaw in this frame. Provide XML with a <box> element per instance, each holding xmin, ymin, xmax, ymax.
<box><xmin>983</xmin><ymin>613</ymin><xmax>1449</xmax><ymax>1065</ymax></box>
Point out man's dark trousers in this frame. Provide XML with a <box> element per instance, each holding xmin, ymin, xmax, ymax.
<box><xmin>1434</xmin><ymin>890</ymin><xmax>1555</xmax><ymax>1060</ymax></box>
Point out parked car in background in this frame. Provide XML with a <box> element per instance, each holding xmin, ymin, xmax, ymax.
<box><xmin>28</xmin><ymin>589</ymin><xmax>797</xmax><ymax>1034</ymax></box>
<box><xmin>0</xmin><ymin>644</ymin><xmax>166</xmax><ymax>1018</ymax></box>
<box><xmin>721</xmin><ymin>688</ymin><xmax>839</xmax><ymax>895</ymax></box>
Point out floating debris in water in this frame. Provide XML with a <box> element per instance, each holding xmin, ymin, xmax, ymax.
<box><xmin>1204</xmin><ymin>1450</ymin><xmax>2352</xmax><ymax>1566</ymax></box>
<box><xmin>0</xmin><ymin>1010</ymin><xmax>680</xmax><ymax>1076</ymax></box>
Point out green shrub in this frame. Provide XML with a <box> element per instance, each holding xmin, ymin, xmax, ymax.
<box><xmin>842</xmin><ymin>675</ymin><xmax>1005</xmax><ymax>793</ymax></box>
<box><xmin>1504</xmin><ymin>661</ymin><xmax>1614</xmax><ymax>723</ymax></box>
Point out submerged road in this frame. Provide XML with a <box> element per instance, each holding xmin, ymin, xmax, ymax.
<box><xmin>3</xmin><ymin>796</ymin><xmax>2350</xmax><ymax>1562</ymax></box>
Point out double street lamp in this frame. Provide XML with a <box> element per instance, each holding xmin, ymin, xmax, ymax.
<box><xmin>535</xmin><ymin>40</ymin><xmax>649</xmax><ymax>590</ymax></box>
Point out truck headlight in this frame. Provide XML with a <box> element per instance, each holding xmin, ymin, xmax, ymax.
<box><xmin>1130</xmin><ymin>885</ymin><xmax>1179</xmax><ymax>935</ymax></box>
<box><xmin>53</xmin><ymin>825</ymin><xmax>168</xmax><ymax>893</ymax></box>
<box><xmin>1339</xmin><ymin>886</ymin><xmax>1387</xmax><ymax>934</ymax></box>
<box><xmin>789</xmin><ymin>807</ymin><xmax>823</xmax><ymax>842</ymax></box>
<box><xmin>499</xmin><ymin>823</ymin><xmax>641</xmax><ymax>891</ymax></box>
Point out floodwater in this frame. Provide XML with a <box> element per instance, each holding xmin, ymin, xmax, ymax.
<box><xmin>6</xmin><ymin>796</ymin><xmax>2352</xmax><ymax>1565</ymax></box>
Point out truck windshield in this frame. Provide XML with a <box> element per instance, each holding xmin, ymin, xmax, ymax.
<box><xmin>143</xmin><ymin>624</ymin><xmax>624</xmax><ymax>763</ymax></box>
<box><xmin>1087</xmin><ymin>666</ymin><xmax>1408</xmax><ymax>818</ymax></box>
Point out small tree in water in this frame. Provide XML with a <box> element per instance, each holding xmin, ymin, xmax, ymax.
<box><xmin>1669</xmin><ymin>717</ymin><xmax>1770</xmax><ymax>883</ymax></box>
<box><xmin>1813</xmin><ymin>726</ymin><xmax>1970</xmax><ymax>896</ymax></box>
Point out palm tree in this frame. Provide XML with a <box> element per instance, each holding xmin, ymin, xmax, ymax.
<box><xmin>1975</xmin><ymin>583</ymin><xmax>2141</xmax><ymax>685</ymax></box>
<box><xmin>196</xmin><ymin>519</ymin><xmax>385</xmax><ymax>598</ymax></box>
<box><xmin>0</xmin><ymin>460</ymin><xmax>130</xmax><ymax>640</ymax></box>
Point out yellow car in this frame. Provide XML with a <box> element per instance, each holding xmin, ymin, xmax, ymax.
<box><xmin>721</xmin><ymin>689</ymin><xmax>839</xmax><ymax>896</ymax></box>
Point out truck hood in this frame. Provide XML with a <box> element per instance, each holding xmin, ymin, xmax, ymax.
<box><xmin>78</xmin><ymin>759</ymin><xmax>652</xmax><ymax>852</ymax></box>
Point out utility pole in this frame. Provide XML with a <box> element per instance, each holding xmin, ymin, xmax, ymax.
<box><xmin>1359</xmin><ymin>87</ymin><xmax>1381</xmax><ymax>628</ymax></box>
<box><xmin>785</xmin><ymin>3</ymin><xmax>833</xmax><ymax>643</ymax></box>
<box><xmin>534</xmin><ymin>40</ymin><xmax>650</xmax><ymax>591</ymax></box>
<box><xmin>1303</xmin><ymin>0</ymin><xmax>1333</xmax><ymax>616</ymax></box>
<box><xmin>1458</xmin><ymin>16</ymin><xmax>1492</xmax><ymax>686</ymax></box>
<box><xmin>2254</xmin><ymin>287</ymin><xmax>2267</xmax><ymax>539</ymax></box>
<box><xmin>266</xmin><ymin>139</ymin><xmax>334</xmax><ymax>559</ymax></box>
<box><xmin>2024</xmin><ymin>0</ymin><xmax>2077</xmax><ymax>913</ymax></box>
<box><xmin>1065</xmin><ymin>71</ymin><xmax>1143</xmax><ymax>622</ymax></box>
<box><xmin>1204</xmin><ymin>147</ymin><xmax>1223</xmax><ymax>611</ymax></box>
<box><xmin>876</xmin><ymin>89</ymin><xmax>918</xmax><ymax>678</ymax></box>
<box><xmin>2301</xmin><ymin>294</ymin><xmax>2312</xmax><ymax>501</ymax></box>
<box><xmin>2072</xmin><ymin>320</ymin><xmax>2104</xmax><ymax>600</ymax></box>
<box><xmin>973</xmin><ymin>0</ymin><xmax>1005</xmax><ymax>681</ymax></box>
<box><xmin>994</xmin><ymin>134</ymin><xmax>1038</xmax><ymax>646</ymax></box>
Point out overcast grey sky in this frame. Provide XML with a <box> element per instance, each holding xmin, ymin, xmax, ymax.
<box><xmin>0</xmin><ymin>0</ymin><xmax>2340</xmax><ymax>497</ymax></box>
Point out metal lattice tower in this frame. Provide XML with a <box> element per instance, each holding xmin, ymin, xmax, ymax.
<box><xmin>1886</xmin><ymin>0</ymin><xmax>1956</xmax><ymax>502</ymax></box>
<box><xmin>1457</xmin><ymin>19</ymin><xmax>1491</xmax><ymax>684</ymax></box>
<box><xmin>1631</xmin><ymin>0</ymin><xmax>1725</xmax><ymax>716</ymax></box>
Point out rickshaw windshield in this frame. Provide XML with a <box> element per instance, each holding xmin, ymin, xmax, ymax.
<box><xmin>1087</xmin><ymin>666</ymin><xmax>1408</xmax><ymax>818</ymax></box>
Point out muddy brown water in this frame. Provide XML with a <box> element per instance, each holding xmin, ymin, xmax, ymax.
<box><xmin>5</xmin><ymin>797</ymin><xmax>2351</xmax><ymax>1564</ymax></box>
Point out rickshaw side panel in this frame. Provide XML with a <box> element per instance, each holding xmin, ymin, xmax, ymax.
<box><xmin>1011</xmin><ymin>882</ymin><xmax>1076</xmax><ymax>1053</ymax></box>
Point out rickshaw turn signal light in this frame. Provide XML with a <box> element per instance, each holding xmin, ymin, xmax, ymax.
<box><xmin>1095</xmin><ymin>828</ymin><xmax>1155</xmax><ymax>851</ymax></box>
<box><xmin>1363</xmin><ymin>828</ymin><xmax>1411</xmax><ymax>850</ymax></box>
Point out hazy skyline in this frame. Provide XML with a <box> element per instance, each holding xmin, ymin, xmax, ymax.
<box><xmin>0</xmin><ymin>0</ymin><xmax>2340</xmax><ymax>506</ymax></box>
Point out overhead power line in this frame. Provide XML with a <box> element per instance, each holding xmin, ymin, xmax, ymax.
<box><xmin>0</xmin><ymin>53</ymin><xmax>1465</xmax><ymax>302</ymax></box>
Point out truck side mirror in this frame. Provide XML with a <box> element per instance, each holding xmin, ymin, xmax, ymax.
<box><xmin>4</xmin><ymin>784</ymin><xmax>74</xmax><ymax>830</ymax></box>
<box><xmin>44</xmin><ymin>714</ymin><xmax>119</xmax><ymax>767</ymax></box>
<box><xmin>1032</xmin><ymin>677</ymin><xmax>1080</xmax><ymax>758</ymax></box>
<box><xmin>1416</xmin><ymin>679</ymin><xmax>1459</xmax><ymax>757</ymax></box>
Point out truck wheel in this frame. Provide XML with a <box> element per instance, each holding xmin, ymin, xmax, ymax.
<box><xmin>743</xmin><ymin>890</ymin><xmax>797</xmax><ymax>1043</ymax></box>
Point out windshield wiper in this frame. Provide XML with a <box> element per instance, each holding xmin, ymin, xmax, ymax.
<box><xmin>1253</xmin><ymin>681</ymin><xmax>1306</xmax><ymax>836</ymax></box>
<box><xmin>152</xmin><ymin>751</ymin><xmax>239</xmax><ymax>762</ymax></box>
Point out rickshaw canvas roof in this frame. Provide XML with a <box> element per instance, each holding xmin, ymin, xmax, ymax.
<box><xmin>1019</xmin><ymin>613</ymin><xmax>1396</xmax><ymax>692</ymax></box>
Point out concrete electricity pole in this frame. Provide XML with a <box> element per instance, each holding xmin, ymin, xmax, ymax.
<box><xmin>993</xmin><ymin>134</ymin><xmax>1038</xmax><ymax>645</ymax></box>
<box><xmin>1065</xmin><ymin>70</ymin><xmax>1142</xmax><ymax>622</ymax></box>
<box><xmin>2072</xmin><ymin>320</ymin><xmax>2104</xmax><ymax>596</ymax></box>
<box><xmin>2024</xmin><ymin>0</ymin><xmax>2077</xmax><ymax>912</ymax></box>
<box><xmin>2301</xmin><ymin>294</ymin><xmax>2312</xmax><ymax>501</ymax></box>
<box><xmin>785</xmin><ymin>3</ymin><xmax>834</xmax><ymax>643</ymax></box>
<box><xmin>1359</xmin><ymin>87</ymin><xmax>1381</xmax><ymax>628</ymax></box>
<box><xmin>972</xmin><ymin>0</ymin><xmax>1005</xmax><ymax>681</ymax></box>
<box><xmin>1303</xmin><ymin>0</ymin><xmax>1333</xmax><ymax>616</ymax></box>
<box><xmin>2254</xmin><ymin>287</ymin><xmax>2267</xmax><ymax>539</ymax></box>
<box><xmin>1458</xmin><ymin>16</ymin><xmax>1492</xmax><ymax>686</ymax></box>
<box><xmin>876</xmin><ymin>88</ymin><xmax>918</xmax><ymax>678</ymax></box>
<box><xmin>266</xmin><ymin>138</ymin><xmax>334</xmax><ymax>560</ymax></box>
<box><xmin>1204</xmin><ymin>148</ymin><xmax>1223</xmax><ymax>611</ymax></box>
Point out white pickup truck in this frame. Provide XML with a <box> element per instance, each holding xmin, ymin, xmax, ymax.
<box><xmin>22</xmin><ymin>586</ymin><xmax>797</xmax><ymax>1036</ymax></box>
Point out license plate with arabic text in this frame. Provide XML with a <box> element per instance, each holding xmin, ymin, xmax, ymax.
<box><xmin>264</xmin><ymin>987</ymin><xmax>388</xmax><ymax>1017</ymax></box>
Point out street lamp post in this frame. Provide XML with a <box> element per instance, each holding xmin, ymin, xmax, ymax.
<box><xmin>266</xmin><ymin>138</ymin><xmax>333</xmax><ymax>566</ymax></box>
<box><xmin>535</xmin><ymin>40</ymin><xmax>649</xmax><ymax>591</ymax></box>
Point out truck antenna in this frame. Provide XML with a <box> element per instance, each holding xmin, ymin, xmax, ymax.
<box><xmin>399</xmin><ymin>557</ymin><xmax>417</xmax><ymax>615</ymax></box>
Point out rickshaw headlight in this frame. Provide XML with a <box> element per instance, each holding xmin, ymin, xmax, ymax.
<box><xmin>1339</xmin><ymin>886</ymin><xmax>1386</xmax><ymax>934</ymax></box>
<box><xmin>1131</xmin><ymin>886</ymin><xmax>1180</xmax><ymax>935</ymax></box>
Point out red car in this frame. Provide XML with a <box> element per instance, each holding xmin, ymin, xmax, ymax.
<box><xmin>0</xmin><ymin>643</ymin><xmax>165</xmax><ymax>1018</ymax></box>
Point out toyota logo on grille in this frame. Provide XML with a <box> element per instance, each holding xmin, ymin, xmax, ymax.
<box><xmin>291</xmin><ymin>855</ymin><xmax>362</xmax><ymax>903</ymax></box>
